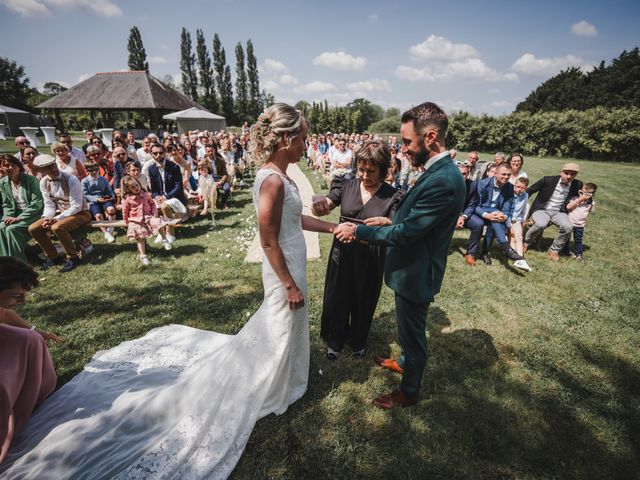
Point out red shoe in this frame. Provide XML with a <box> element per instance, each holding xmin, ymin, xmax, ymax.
<box><xmin>373</xmin><ymin>389</ymin><xmax>419</xmax><ymax>409</ymax></box>
<box><xmin>374</xmin><ymin>356</ymin><xmax>404</xmax><ymax>374</ymax></box>
<box><xmin>464</xmin><ymin>254</ymin><xmax>476</xmax><ymax>266</ymax></box>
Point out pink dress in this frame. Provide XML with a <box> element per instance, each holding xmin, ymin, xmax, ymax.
<box><xmin>0</xmin><ymin>323</ymin><xmax>56</xmax><ymax>464</ymax></box>
<box><xmin>122</xmin><ymin>191</ymin><xmax>167</xmax><ymax>240</ymax></box>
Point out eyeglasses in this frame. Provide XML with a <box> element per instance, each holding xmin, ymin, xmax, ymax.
<box><xmin>579</xmin><ymin>190</ymin><xmax>595</xmax><ymax>197</ymax></box>
<box><xmin>87</xmin><ymin>167</ymin><xmax>99</xmax><ymax>172</ymax></box>
<box><xmin>455</xmin><ymin>161</ymin><xmax>471</xmax><ymax>167</ymax></box>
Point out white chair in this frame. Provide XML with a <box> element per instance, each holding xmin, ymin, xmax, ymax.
<box><xmin>20</xmin><ymin>127</ymin><xmax>39</xmax><ymax>147</ymax></box>
<box><xmin>41</xmin><ymin>126</ymin><xmax>57</xmax><ymax>144</ymax></box>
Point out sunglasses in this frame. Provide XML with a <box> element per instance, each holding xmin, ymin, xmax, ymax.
<box><xmin>455</xmin><ymin>161</ymin><xmax>471</xmax><ymax>167</ymax></box>
<box><xmin>87</xmin><ymin>167</ymin><xmax>99</xmax><ymax>172</ymax></box>
<box><xmin>579</xmin><ymin>190</ymin><xmax>595</xmax><ymax>197</ymax></box>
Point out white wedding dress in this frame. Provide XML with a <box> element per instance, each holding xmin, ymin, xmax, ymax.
<box><xmin>1</xmin><ymin>169</ymin><xmax>309</xmax><ymax>479</ymax></box>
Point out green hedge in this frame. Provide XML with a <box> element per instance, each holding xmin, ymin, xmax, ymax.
<box><xmin>447</xmin><ymin>107</ymin><xmax>640</xmax><ymax>162</ymax></box>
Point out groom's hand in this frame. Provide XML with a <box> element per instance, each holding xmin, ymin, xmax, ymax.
<box><xmin>334</xmin><ymin>222</ymin><xmax>356</xmax><ymax>243</ymax></box>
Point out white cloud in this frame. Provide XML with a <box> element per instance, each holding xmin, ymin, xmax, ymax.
<box><xmin>148</xmin><ymin>56</ymin><xmax>167</xmax><ymax>64</ymax></box>
<box><xmin>368</xmin><ymin>13</ymin><xmax>379</xmax><ymax>23</ymax></box>
<box><xmin>279</xmin><ymin>74</ymin><xmax>299</xmax><ymax>85</ymax></box>
<box><xmin>159</xmin><ymin>43</ymin><xmax>169</xmax><ymax>51</ymax></box>
<box><xmin>571</xmin><ymin>20</ymin><xmax>598</xmax><ymax>37</ymax></box>
<box><xmin>0</xmin><ymin>0</ymin><xmax>49</xmax><ymax>16</ymax></box>
<box><xmin>396</xmin><ymin>59</ymin><xmax>517</xmax><ymax>83</ymax></box>
<box><xmin>262</xmin><ymin>58</ymin><xmax>288</xmax><ymax>74</ymax></box>
<box><xmin>436</xmin><ymin>99</ymin><xmax>467</xmax><ymax>112</ymax></box>
<box><xmin>313</xmin><ymin>51</ymin><xmax>368</xmax><ymax>71</ymax></box>
<box><xmin>295</xmin><ymin>81</ymin><xmax>337</xmax><ymax>94</ymax></box>
<box><xmin>346</xmin><ymin>79</ymin><xmax>391</xmax><ymax>92</ymax></box>
<box><xmin>511</xmin><ymin>53</ymin><xmax>592</xmax><ymax>76</ymax></box>
<box><xmin>409</xmin><ymin>35</ymin><xmax>478</xmax><ymax>62</ymax></box>
<box><xmin>77</xmin><ymin>73</ymin><xmax>92</xmax><ymax>83</ymax></box>
<box><xmin>1</xmin><ymin>0</ymin><xmax>122</xmax><ymax>16</ymax></box>
<box><xmin>263</xmin><ymin>80</ymin><xmax>280</xmax><ymax>91</ymax></box>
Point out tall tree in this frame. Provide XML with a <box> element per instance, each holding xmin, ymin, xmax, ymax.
<box><xmin>246</xmin><ymin>40</ymin><xmax>261</xmax><ymax>119</ymax></box>
<box><xmin>196</xmin><ymin>29</ymin><xmax>218</xmax><ymax>113</ymax></box>
<box><xmin>212</xmin><ymin>34</ymin><xmax>227</xmax><ymax>108</ymax></box>
<box><xmin>43</xmin><ymin>82</ymin><xmax>68</xmax><ymax>96</ymax></box>
<box><xmin>0</xmin><ymin>57</ymin><xmax>32</xmax><ymax>110</ymax></box>
<box><xmin>221</xmin><ymin>65</ymin><xmax>235</xmax><ymax>123</ymax></box>
<box><xmin>127</xmin><ymin>26</ymin><xmax>148</xmax><ymax>72</ymax></box>
<box><xmin>234</xmin><ymin>42</ymin><xmax>249</xmax><ymax>122</ymax></box>
<box><xmin>180</xmin><ymin>27</ymin><xmax>198</xmax><ymax>101</ymax></box>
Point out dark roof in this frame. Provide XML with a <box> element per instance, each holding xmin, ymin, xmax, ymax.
<box><xmin>37</xmin><ymin>71</ymin><xmax>202</xmax><ymax>111</ymax></box>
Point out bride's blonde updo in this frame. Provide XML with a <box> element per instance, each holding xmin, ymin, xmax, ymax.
<box><xmin>249</xmin><ymin>103</ymin><xmax>307</xmax><ymax>163</ymax></box>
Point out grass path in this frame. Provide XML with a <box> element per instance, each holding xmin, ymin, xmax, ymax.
<box><xmin>17</xmin><ymin>156</ymin><xmax>640</xmax><ymax>479</ymax></box>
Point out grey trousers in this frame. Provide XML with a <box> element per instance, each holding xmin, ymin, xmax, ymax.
<box><xmin>525</xmin><ymin>209</ymin><xmax>573</xmax><ymax>252</ymax></box>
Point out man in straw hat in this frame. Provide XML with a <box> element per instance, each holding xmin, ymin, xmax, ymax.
<box><xmin>28</xmin><ymin>154</ymin><xmax>91</xmax><ymax>272</ymax></box>
<box><xmin>524</xmin><ymin>162</ymin><xmax>583</xmax><ymax>261</ymax></box>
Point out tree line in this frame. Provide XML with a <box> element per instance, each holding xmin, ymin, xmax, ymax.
<box><xmin>128</xmin><ymin>26</ymin><xmax>269</xmax><ymax>125</ymax></box>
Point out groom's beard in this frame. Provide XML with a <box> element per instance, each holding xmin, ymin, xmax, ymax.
<box><xmin>411</xmin><ymin>145</ymin><xmax>430</xmax><ymax>167</ymax></box>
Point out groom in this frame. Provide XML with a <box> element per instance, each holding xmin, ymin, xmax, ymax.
<box><xmin>334</xmin><ymin>102</ymin><xmax>465</xmax><ymax>409</ymax></box>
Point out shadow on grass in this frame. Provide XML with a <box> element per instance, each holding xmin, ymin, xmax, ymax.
<box><xmin>235</xmin><ymin>306</ymin><xmax>639</xmax><ymax>479</ymax></box>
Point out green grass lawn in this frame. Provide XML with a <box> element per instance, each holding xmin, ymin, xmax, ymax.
<box><xmin>14</xmin><ymin>154</ymin><xmax>640</xmax><ymax>479</ymax></box>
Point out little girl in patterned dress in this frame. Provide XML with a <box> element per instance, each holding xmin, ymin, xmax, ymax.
<box><xmin>120</xmin><ymin>175</ymin><xmax>171</xmax><ymax>266</ymax></box>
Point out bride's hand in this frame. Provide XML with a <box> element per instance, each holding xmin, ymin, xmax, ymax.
<box><xmin>286</xmin><ymin>284</ymin><xmax>305</xmax><ymax>310</ymax></box>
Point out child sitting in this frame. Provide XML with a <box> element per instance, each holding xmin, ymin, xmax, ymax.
<box><xmin>510</xmin><ymin>176</ymin><xmax>532</xmax><ymax>271</ymax></box>
<box><xmin>563</xmin><ymin>182</ymin><xmax>597</xmax><ymax>261</ymax></box>
<box><xmin>120</xmin><ymin>175</ymin><xmax>171</xmax><ymax>266</ymax></box>
<box><xmin>82</xmin><ymin>161</ymin><xmax>117</xmax><ymax>243</ymax></box>
<box><xmin>189</xmin><ymin>160</ymin><xmax>218</xmax><ymax>227</ymax></box>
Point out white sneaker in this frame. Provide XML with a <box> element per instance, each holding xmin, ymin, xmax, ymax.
<box><xmin>104</xmin><ymin>231</ymin><xmax>115</xmax><ymax>243</ymax></box>
<box><xmin>166</xmin><ymin>234</ymin><xmax>176</xmax><ymax>244</ymax></box>
<box><xmin>513</xmin><ymin>259</ymin><xmax>532</xmax><ymax>272</ymax></box>
<box><xmin>139</xmin><ymin>255</ymin><xmax>151</xmax><ymax>266</ymax></box>
<box><xmin>154</xmin><ymin>234</ymin><xmax>163</xmax><ymax>244</ymax></box>
<box><xmin>107</xmin><ymin>226</ymin><xmax>114</xmax><ymax>236</ymax></box>
<box><xmin>162</xmin><ymin>240</ymin><xmax>172</xmax><ymax>251</ymax></box>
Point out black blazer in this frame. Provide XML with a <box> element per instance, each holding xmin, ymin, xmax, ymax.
<box><xmin>527</xmin><ymin>175</ymin><xmax>582</xmax><ymax>216</ymax></box>
<box><xmin>148</xmin><ymin>160</ymin><xmax>187</xmax><ymax>206</ymax></box>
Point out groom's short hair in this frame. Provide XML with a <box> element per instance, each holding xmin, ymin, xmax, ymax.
<box><xmin>401</xmin><ymin>102</ymin><xmax>448</xmax><ymax>143</ymax></box>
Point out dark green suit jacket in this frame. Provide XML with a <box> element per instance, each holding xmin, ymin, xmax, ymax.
<box><xmin>0</xmin><ymin>173</ymin><xmax>44</xmax><ymax>224</ymax></box>
<box><xmin>355</xmin><ymin>154</ymin><xmax>466</xmax><ymax>302</ymax></box>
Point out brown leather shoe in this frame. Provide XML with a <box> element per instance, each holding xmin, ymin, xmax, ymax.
<box><xmin>548</xmin><ymin>250</ymin><xmax>560</xmax><ymax>262</ymax></box>
<box><xmin>373</xmin><ymin>389</ymin><xmax>419</xmax><ymax>409</ymax></box>
<box><xmin>464</xmin><ymin>254</ymin><xmax>476</xmax><ymax>266</ymax></box>
<box><xmin>522</xmin><ymin>244</ymin><xmax>528</xmax><ymax>254</ymax></box>
<box><xmin>374</xmin><ymin>356</ymin><xmax>404</xmax><ymax>374</ymax></box>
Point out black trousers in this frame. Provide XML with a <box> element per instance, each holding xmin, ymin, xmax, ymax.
<box><xmin>320</xmin><ymin>240</ymin><xmax>385</xmax><ymax>352</ymax></box>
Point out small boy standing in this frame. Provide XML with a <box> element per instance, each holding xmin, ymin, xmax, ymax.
<box><xmin>564</xmin><ymin>182</ymin><xmax>597</xmax><ymax>261</ymax></box>
<box><xmin>510</xmin><ymin>177</ymin><xmax>532</xmax><ymax>271</ymax></box>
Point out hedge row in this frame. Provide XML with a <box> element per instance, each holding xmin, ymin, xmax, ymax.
<box><xmin>446</xmin><ymin>107</ymin><xmax>640</xmax><ymax>162</ymax></box>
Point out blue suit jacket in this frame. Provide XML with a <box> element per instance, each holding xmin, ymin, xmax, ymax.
<box><xmin>472</xmin><ymin>177</ymin><xmax>515</xmax><ymax>223</ymax></box>
<box><xmin>148</xmin><ymin>160</ymin><xmax>187</xmax><ymax>205</ymax></box>
<box><xmin>462</xmin><ymin>179</ymin><xmax>477</xmax><ymax>218</ymax></box>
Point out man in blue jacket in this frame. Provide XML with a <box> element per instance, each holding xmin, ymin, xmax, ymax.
<box><xmin>147</xmin><ymin>143</ymin><xmax>187</xmax><ymax>243</ymax></box>
<box><xmin>334</xmin><ymin>102</ymin><xmax>466</xmax><ymax>409</ymax></box>
<box><xmin>464</xmin><ymin>163</ymin><xmax>523</xmax><ymax>265</ymax></box>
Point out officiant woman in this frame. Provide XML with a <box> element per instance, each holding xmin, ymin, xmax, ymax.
<box><xmin>313</xmin><ymin>141</ymin><xmax>403</xmax><ymax>359</ymax></box>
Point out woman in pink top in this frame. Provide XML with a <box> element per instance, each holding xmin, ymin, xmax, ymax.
<box><xmin>0</xmin><ymin>257</ymin><xmax>62</xmax><ymax>464</ymax></box>
<box><xmin>121</xmin><ymin>175</ymin><xmax>170</xmax><ymax>266</ymax></box>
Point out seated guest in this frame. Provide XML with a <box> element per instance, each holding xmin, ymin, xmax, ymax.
<box><xmin>13</xmin><ymin>137</ymin><xmax>30</xmax><ymax>162</ymax></box>
<box><xmin>510</xmin><ymin>177</ymin><xmax>532</xmax><ymax>271</ymax></box>
<box><xmin>136</xmin><ymin>136</ymin><xmax>154</xmax><ymax>166</ymax></box>
<box><xmin>58</xmin><ymin>133</ymin><xmax>86</xmax><ymax>165</ymax></box>
<box><xmin>51</xmin><ymin>143</ymin><xmax>86</xmax><ymax>180</ymax></box>
<box><xmin>89</xmin><ymin>138</ymin><xmax>114</xmax><ymax>185</ymax></box>
<box><xmin>329</xmin><ymin>138</ymin><xmax>354</xmax><ymax>179</ymax></box>
<box><xmin>189</xmin><ymin>160</ymin><xmax>217</xmax><ymax>227</ymax></box>
<box><xmin>112</xmin><ymin>146</ymin><xmax>140</xmax><ymax>199</ymax></box>
<box><xmin>464</xmin><ymin>163</ymin><xmax>523</xmax><ymax>266</ymax></box>
<box><xmin>20</xmin><ymin>147</ymin><xmax>41</xmax><ymax>179</ymax></box>
<box><xmin>508</xmin><ymin>152</ymin><xmax>527</xmax><ymax>184</ymax></box>
<box><xmin>125</xmin><ymin>131</ymin><xmax>141</xmax><ymax>161</ymax></box>
<box><xmin>0</xmin><ymin>257</ymin><xmax>61</xmax><ymax>464</ymax></box>
<box><xmin>124</xmin><ymin>161</ymin><xmax>149</xmax><ymax>191</ymax></box>
<box><xmin>0</xmin><ymin>155</ymin><xmax>44</xmax><ymax>261</ymax></box>
<box><xmin>456</xmin><ymin>162</ymin><xmax>477</xmax><ymax>229</ymax></box>
<box><xmin>28</xmin><ymin>154</ymin><xmax>91</xmax><ymax>272</ymax></box>
<box><xmin>81</xmin><ymin>129</ymin><xmax>95</xmax><ymax>153</ymax></box>
<box><xmin>466</xmin><ymin>151</ymin><xmax>482</xmax><ymax>181</ymax></box>
<box><xmin>203</xmin><ymin>144</ymin><xmax>230</xmax><ymax>208</ymax></box>
<box><xmin>82</xmin><ymin>161</ymin><xmax>116</xmax><ymax>243</ymax></box>
<box><xmin>147</xmin><ymin>144</ymin><xmax>187</xmax><ymax>244</ymax></box>
<box><xmin>524</xmin><ymin>163</ymin><xmax>582</xmax><ymax>261</ymax></box>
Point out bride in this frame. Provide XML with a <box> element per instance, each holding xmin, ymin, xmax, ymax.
<box><xmin>1</xmin><ymin>104</ymin><xmax>336</xmax><ymax>479</ymax></box>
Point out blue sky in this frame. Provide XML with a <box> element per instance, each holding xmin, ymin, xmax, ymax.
<box><xmin>1</xmin><ymin>0</ymin><xmax>638</xmax><ymax>115</ymax></box>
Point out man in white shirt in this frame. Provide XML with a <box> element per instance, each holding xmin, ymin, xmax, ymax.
<box><xmin>28</xmin><ymin>154</ymin><xmax>91</xmax><ymax>272</ymax></box>
<box><xmin>136</xmin><ymin>136</ymin><xmax>154</xmax><ymax>166</ymax></box>
<box><xmin>329</xmin><ymin>139</ymin><xmax>354</xmax><ymax>179</ymax></box>
<box><xmin>13</xmin><ymin>136</ymin><xmax>30</xmax><ymax>161</ymax></box>
<box><xmin>524</xmin><ymin>163</ymin><xmax>583</xmax><ymax>261</ymax></box>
